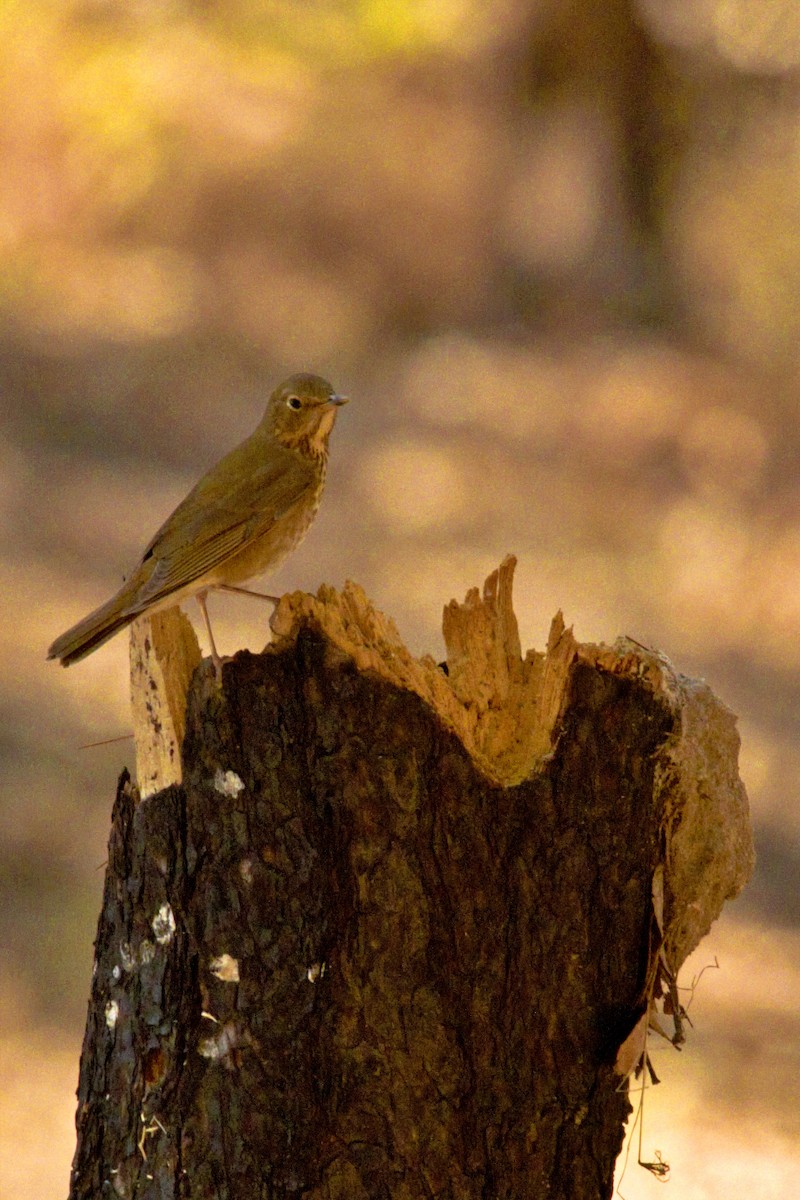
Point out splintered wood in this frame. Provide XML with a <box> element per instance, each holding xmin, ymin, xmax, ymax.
<box><xmin>129</xmin><ymin>607</ymin><xmax>201</xmax><ymax>798</ymax></box>
<box><xmin>270</xmin><ymin>555</ymin><xmax>579</xmax><ymax>786</ymax></box>
<box><xmin>275</xmin><ymin>555</ymin><xmax>752</xmax><ymax>968</ymax></box>
<box><xmin>130</xmin><ymin>554</ymin><xmax>752</xmax><ymax>967</ymax></box>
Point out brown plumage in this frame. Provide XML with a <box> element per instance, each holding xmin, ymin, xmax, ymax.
<box><xmin>47</xmin><ymin>373</ymin><xmax>348</xmax><ymax>672</ymax></box>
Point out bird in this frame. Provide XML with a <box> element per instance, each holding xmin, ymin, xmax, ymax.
<box><xmin>47</xmin><ymin>372</ymin><xmax>348</xmax><ymax>676</ymax></box>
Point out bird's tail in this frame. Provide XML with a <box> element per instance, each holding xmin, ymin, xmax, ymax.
<box><xmin>47</xmin><ymin>589</ymin><xmax>137</xmax><ymax>666</ymax></box>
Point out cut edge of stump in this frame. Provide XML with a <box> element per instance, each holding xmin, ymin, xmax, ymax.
<box><xmin>130</xmin><ymin>553</ymin><xmax>754</xmax><ymax>976</ymax></box>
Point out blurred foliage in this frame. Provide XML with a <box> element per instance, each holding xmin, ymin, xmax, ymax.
<box><xmin>3</xmin><ymin>0</ymin><xmax>800</xmax><ymax>366</ymax></box>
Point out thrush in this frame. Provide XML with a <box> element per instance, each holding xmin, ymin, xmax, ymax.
<box><xmin>47</xmin><ymin>372</ymin><xmax>348</xmax><ymax>675</ymax></box>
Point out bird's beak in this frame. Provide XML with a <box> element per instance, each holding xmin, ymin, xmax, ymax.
<box><xmin>327</xmin><ymin>394</ymin><xmax>349</xmax><ymax>406</ymax></box>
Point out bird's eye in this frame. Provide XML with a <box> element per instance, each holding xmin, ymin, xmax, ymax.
<box><xmin>287</xmin><ymin>396</ymin><xmax>302</xmax><ymax>410</ymax></box>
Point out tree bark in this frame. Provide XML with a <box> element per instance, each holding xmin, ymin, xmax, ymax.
<box><xmin>69</xmin><ymin>557</ymin><xmax>752</xmax><ymax>1200</ymax></box>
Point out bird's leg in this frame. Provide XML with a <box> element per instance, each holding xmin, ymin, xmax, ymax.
<box><xmin>196</xmin><ymin>590</ymin><xmax>223</xmax><ymax>679</ymax></box>
<box><xmin>216</xmin><ymin>584</ymin><xmax>281</xmax><ymax>605</ymax></box>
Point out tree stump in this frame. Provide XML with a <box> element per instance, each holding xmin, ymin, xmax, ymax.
<box><xmin>69</xmin><ymin>556</ymin><xmax>752</xmax><ymax>1200</ymax></box>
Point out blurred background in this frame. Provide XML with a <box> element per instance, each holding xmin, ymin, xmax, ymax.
<box><xmin>2</xmin><ymin>0</ymin><xmax>799</xmax><ymax>1195</ymax></box>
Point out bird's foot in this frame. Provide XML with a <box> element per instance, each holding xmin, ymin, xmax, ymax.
<box><xmin>196</xmin><ymin>590</ymin><xmax>226</xmax><ymax>682</ymax></box>
<box><xmin>216</xmin><ymin>584</ymin><xmax>280</xmax><ymax>605</ymax></box>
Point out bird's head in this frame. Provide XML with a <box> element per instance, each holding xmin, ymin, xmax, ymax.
<box><xmin>266</xmin><ymin>373</ymin><xmax>348</xmax><ymax>456</ymax></box>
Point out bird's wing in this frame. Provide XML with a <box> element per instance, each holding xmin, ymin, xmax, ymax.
<box><xmin>129</xmin><ymin>435</ymin><xmax>316</xmax><ymax>611</ymax></box>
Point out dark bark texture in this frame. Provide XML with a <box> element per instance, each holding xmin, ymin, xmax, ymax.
<box><xmin>70</xmin><ymin>628</ymin><xmax>681</xmax><ymax>1200</ymax></box>
<box><xmin>70</xmin><ymin>626</ymin><xmax>714</xmax><ymax>1199</ymax></box>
